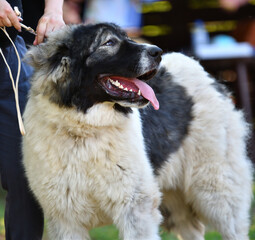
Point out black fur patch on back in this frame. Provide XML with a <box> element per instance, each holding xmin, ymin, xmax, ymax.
<box><xmin>140</xmin><ymin>67</ymin><xmax>193</xmax><ymax>174</ymax></box>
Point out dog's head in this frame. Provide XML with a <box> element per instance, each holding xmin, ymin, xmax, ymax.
<box><xmin>25</xmin><ymin>23</ymin><xmax>162</xmax><ymax>113</ymax></box>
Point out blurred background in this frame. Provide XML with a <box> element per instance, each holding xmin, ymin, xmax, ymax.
<box><xmin>1</xmin><ymin>1</ymin><xmax>254</xmax><ymax>239</ymax></box>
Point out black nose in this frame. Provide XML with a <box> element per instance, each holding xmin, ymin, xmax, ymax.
<box><xmin>147</xmin><ymin>45</ymin><xmax>163</xmax><ymax>58</ymax></box>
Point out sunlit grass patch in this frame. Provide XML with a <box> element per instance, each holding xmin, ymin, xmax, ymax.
<box><xmin>90</xmin><ymin>225</ymin><xmax>119</xmax><ymax>239</ymax></box>
<box><xmin>0</xmin><ymin>189</ymin><xmax>5</xmax><ymax>237</ymax></box>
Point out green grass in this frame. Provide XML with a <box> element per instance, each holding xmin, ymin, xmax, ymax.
<box><xmin>89</xmin><ymin>226</ymin><xmax>179</xmax><ymax>240</ymax></box>
<box><xmin>0</xmin><ymin>184</ymin><xmax>254</xmax><ymax>240</ymax></box>
<box><xmin>0</xmin><ymin>188</ymin><xmax>5</xmax><ymax>237</ymax></box>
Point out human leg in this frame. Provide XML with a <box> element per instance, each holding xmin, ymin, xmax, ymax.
<box><xmin>0</xmin><ymin>36</ymin><xmax>44</xmax><ymax>240</ymax></box>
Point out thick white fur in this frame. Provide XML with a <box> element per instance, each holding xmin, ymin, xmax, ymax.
<box><xmin>157</xmin><ymin>53</ymin><xmax>253</xmax><ymax>240</ymax></box>
<box><xmin>23</xmin><ymin>52</ymin><xmax>253</xmax><ymax>240</ymax></box>
<box><xmin>23</xmin><ymin>98</ymin><xmax>162</xmax><ymax>239</ymax></box>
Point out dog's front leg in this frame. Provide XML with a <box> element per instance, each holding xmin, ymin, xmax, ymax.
<box><xmin>114</xmin><ymin>196</ymin><xmax>162</xmax><ymax>240</ymax></box>
<box><xmin>47</xmin><ymin>218</ymin><xmax>91</xmax><ymax>240</ymax></box>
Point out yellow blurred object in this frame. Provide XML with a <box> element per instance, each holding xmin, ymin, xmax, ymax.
<box><xmin>141</xmin><ymin>1</ymin><xmax>172</xmax><ymax>14</ymax></box>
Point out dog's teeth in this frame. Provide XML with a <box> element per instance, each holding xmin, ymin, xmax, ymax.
<box><xmin>129</xmin><ymin>89</ymin><xmax>133</xmax><ymax>92</ymax></box>
<box><xmin>108</xmin><ymin>78</ymin><xmax>131</xmax><ymax>92</ymax></box>
<box><xmin>138</xmin><ymin>90</ymin><xmax>141</xmax><ymax>95</ymax></box>
<box><xmin>109</xmin><ymin>78</ymin><xmax>121</xmax><ymax>88</ymax></box>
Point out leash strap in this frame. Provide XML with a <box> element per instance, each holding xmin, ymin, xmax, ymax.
<box><xmin>0</xmin><ymin>26</ymin><xmax>26</xmax><ymax>135</ymax></box>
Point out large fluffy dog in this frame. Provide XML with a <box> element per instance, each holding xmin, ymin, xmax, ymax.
<box><xmin>22</xmin><ymin>23</ymin><xmax>253</xmax><ymax>240</ymax></box>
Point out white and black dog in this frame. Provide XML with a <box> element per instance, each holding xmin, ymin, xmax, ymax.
<box><xmin>22</xmin><ymin>23</ymin><xmax>253</xmax><ymax>240</ymax></box>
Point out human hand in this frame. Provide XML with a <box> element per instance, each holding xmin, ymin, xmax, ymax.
<box><xmin>0</xmin><ymin>0</ymin><xmax>21</xmax><ymax>31</ymax></box>
<box><xmin>33</xmin><ymin>7</ymin><xmax>65</xmax><ymax>45</ymax></box>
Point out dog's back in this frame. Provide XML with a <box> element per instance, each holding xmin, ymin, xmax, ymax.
<box><xmin>142</xmin><ymin>53</ymin><xmax>253</xmax><ymax>240</ymax></box>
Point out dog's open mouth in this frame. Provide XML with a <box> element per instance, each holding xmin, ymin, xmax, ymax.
<box><xmin>98</xmin><ymin>70</ymin><xmax>159</xmax><ymax>110</ymax></box>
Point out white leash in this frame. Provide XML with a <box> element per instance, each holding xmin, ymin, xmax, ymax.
<box><xmin>0</xmin><ymin>6</ymin><xmax>36</xmax><ymax>136</ymax></box>
<box><xmin>0</xmin><ymin>26</ymin><xmax>25</xmax><ymax>135</ymax></box>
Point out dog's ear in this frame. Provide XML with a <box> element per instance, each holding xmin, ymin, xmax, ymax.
<box><xmin>24</xmin><ymin>43</ymin><xmax>51</xmax><ymax>70</ymax></box>
<box><xmin>50</xmin><ymin>56</ymin><xmax>71</xmax><ymax>83</ymax></box>
<box><xmin>24</xmin><ymin>26</ymin><xmax>74</xmax><ymax>83</ymax></box>
<box><xmin>25</xmin><ymin>41</ymin><xmax>72</xmax><ymax>83</ymax></box>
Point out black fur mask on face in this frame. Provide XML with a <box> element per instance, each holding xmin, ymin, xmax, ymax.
<box><xmin>25</xmin><ymin>23</ymin><xmax>162</xmax><ymax>113</ymax></box>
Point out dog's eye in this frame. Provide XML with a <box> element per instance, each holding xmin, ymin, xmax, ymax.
<box><xmin>103</xmin><ymin>39</ymin><xmax>116</xmax><ymax>46</ymax></box>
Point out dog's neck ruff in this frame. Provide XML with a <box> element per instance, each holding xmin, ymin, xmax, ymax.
<box><xmin>31</xmin><ymin>95</ymin><xmax>134</xmax><ymax>130</ymax></box>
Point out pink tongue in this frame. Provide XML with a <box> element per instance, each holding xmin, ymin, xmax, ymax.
<box><xmin>133</xmin><ymin>79</ymin><xmax>159</xmax><ymax>110</ymax></box>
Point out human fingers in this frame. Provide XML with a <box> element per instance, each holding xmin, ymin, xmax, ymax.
<box><xmin>7</xmin><ymin>9</ymin><xmax>21</xmax><ymax>31</ymax></box>
<box><xmin>33</xmin><ymin>13</ymin><xmax>65</xmax><ymax>45</ymax></box>
<box><xmin>0</xmin><ymin>0</ymin><xmax>21</xmax><ymax>30</ymax></box>
<box><xmin>44</xmin><ymin>14</ymin><xmax>65</xmax><ymax>38</ymax></box>
<box><xmin>33</xmin><ymin>19</ymin><xmax>47</xmax><ymax>45</ymax></box>
<box><xmin>0</xmin><ymin>17</ymin><xmax>12</xmax><ymax>27</ymax></box>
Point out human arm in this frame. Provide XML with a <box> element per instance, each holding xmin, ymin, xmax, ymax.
<box><xmin>33</xmin><ymin>0</ymin><xmax>65</xmax><ymax>45</ymax></box>
<box><xmin>63</xmin><ymin>0</ymin><xmax>83</xmax><ymax>24</ymax></box>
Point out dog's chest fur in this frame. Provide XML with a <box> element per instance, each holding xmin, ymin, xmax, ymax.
<box><xmin>23</xmin><ymin>95</ymin><xmax>155</xmax><ymax>228</ymax></box>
